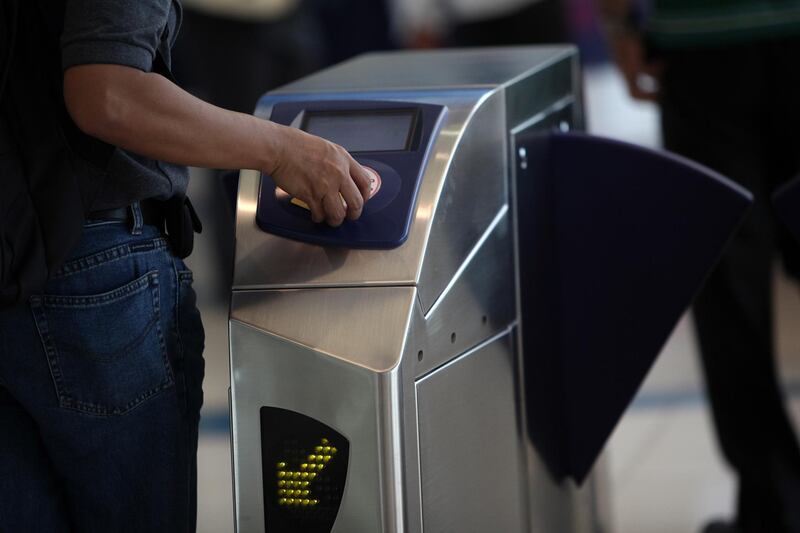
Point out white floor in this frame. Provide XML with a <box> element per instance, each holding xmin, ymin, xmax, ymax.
<box><xmin>187</xmin><ymin>64</ymin><xmax>800</xmax><ymax>533</ymax></box>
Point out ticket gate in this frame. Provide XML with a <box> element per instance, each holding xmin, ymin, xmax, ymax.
<box><xmin>229</xmin><ymin>47</ymin><xmax>751</xmax><ymax>533</ymax></box>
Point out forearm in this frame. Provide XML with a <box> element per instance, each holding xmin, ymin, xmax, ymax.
<box><xmin>64</xmin><ymin>64</ymin><xmax>282</xmax><ymax>173</ymax></box>
<box><xmin>64</xmin><ymin>63</ymin><xmax>375</xmax><ymax>226</ymax></box>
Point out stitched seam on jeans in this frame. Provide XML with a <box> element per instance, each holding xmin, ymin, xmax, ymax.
<box><xmin>31</xmin><ymin>271</ymin><xmax>175</xmax><ymax>417</ymax></box>
<box><xmin>57</xmin><ymin>276</ymin><xmax>174</xmax><ymax>417</ymax></box>
<box><xmin>170</xmin><ymin>259</ymin><xmax>186</xmax><ymax>414</ymax></box>
<box><xmin>29</xmin><ymin>303</ymin><xmax>68</xmax><ymax>406</ymax></box>
<box><xmin>40</xmin><ymin>271</ymin><xmax>157</xmax><ymax>308</ymax></box>
<box><xmin>52</xmin><ymin>238</ymin><xmax>170</xmax><ymax>279</ymax></box>
<box><xmin>58</xmin><ymin>381</ymin><xmax>174</xmax><ymax>416</ymax></box>
<box><xmin>59</xmin><ymin>316</ymin><xmax>160</xmax><ymax>362</ymax></box>
<box><xmin>156</xmin><ymin>263</ymin><xmax>175</xmax><ymax>386</ymax></box>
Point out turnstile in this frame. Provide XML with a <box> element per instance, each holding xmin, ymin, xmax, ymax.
<box><xmin>229</xmin><ymin>47</ymin><xmax>751</xmax><ymax>533</ymax></box>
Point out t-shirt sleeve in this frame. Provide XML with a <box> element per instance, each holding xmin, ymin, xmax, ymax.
<box><xmin>61</xmin><ymin>0</ymin><xmax>172</xmax><ymax>72</ymax></box>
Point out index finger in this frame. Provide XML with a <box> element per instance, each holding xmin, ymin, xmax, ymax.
<box><xmin>349</xmin><ymin>159</ymin><xmax>372</xmax><ymax>203</ymax></box>
<box><xmin>340</xmin><ymin>174</ymin><xmax>364</xmax><ymax>221</ymax></box>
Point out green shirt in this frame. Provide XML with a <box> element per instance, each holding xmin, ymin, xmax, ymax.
<box><xmin>646</xmin><ymin>0</ymin><xmax>800</xmax><ymax>48</ymax></box>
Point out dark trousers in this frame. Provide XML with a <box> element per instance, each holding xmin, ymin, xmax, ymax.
<box><xmin>659</xmin><ymin>39</ymin><xmax>800</xmax><ymax>532</ymax></box>
<box><xmin>0</xmin><ymin>214</ymin><xmax>205</xmax><ymax>532</ymax></box>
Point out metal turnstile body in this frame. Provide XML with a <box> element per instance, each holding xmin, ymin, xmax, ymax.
<box><xmin>230</xmin><ymin>47</ymin><xmax>590</xmax><ymax>533</ymax></box>
<box><xmin>229</xmin><ymin>47</ymin><xmax>751</xmax><ymax>533</ymax></box>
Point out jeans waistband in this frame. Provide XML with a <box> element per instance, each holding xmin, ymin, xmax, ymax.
<box><xmin>87</xmin><ymin>201</ymin><xmax>165</xmax><ymax>236</ymax></box>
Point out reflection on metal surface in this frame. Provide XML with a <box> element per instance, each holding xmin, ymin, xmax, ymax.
<box><xmin>236</xmin><ymin>172</ymin><xmax>260</xmax><ymax>215</ymax></box>
<box><xmin>229</xmin><ymin>320</ymin><xmax>402</xmax><ymax>533</ymax></box>
<box><xmin>230</xmin><ymin>287</ymin><xmax>416</xmax><ymax>373</ymax></box>
<box><xmin>408</xmin><ymin>210</ymin><xmax>516</xmax><ymax>379</ymax></box>
<box><xmin>416</xmin><ymin>91</ymin><xmax>508</xmax><ymax>314</ymax></box>
<box><xmin>417</xmin><ymin>331</ymin><xmax>527</xmax><ymax>533</ymax></box>
<box><xmin>423</xmin><ymin>204</ymin><xmax>508</xmax><ymax>318</ymax></box>
<box><xmin>272</xmin><ymin>47</ymin><xmax>573</xmax><ymax>94</ymax></box>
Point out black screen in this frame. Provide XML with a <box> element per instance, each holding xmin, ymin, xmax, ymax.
<box><xmin>303</xmin><ymin>110</ymin><xmax>415</xmax><ymax>152</ymax></box>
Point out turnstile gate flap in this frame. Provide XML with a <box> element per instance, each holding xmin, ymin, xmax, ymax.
<box><xmin>519</xmin><ymin>131</ymin><xmax>752</xmax><ymax>483</ymax></box>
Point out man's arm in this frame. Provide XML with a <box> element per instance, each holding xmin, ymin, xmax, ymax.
<box><xmin>598</xmin><ymin>0</ymin><xmax>662</xmax><ymax>101</ymax></box>
<box><xmin>63</xmin><ymin>64</ymin><xmax>371</xmax><ymax>227</ymax></box>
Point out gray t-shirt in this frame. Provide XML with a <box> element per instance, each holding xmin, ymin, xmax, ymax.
<box><xmin>61</xmin><ymin>0</ymin><xmax>189</xmax><ymax>210</ymax></box>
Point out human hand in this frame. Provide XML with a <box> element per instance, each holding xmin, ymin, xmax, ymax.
<box><xmin>607</xmin><ymin>31</ymin><xmax>663</xmax><ymax>101</ymax></box>
<box><xmin>268</xmin><ymin>125</ymin><xmax>373</xmax><ymax>227</ymax></box>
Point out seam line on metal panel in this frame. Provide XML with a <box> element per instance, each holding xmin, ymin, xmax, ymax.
<box><xmin>232</xmin><ymin>282</ymin><xmax>417</xmax><ymax>293</ymax></box>
<box><xmin>423</xmin><ymin>205</ymin><xmax>509</xmax><ymax>319</ymax></box>
<box><xmin>510</xmin><ymin>95</ymin><xmax>574</xmax><ymax>135</ymax></box>
<box><xmin>415</xmin><ymin>324</ymin><xmax>516</xmax><ymax>384</ymax></box>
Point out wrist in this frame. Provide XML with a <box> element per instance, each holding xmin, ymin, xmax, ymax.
<box><xmin>255</xmin><ymin>119</ymin><xmax>285</xmax><ymax>176</ymax></box>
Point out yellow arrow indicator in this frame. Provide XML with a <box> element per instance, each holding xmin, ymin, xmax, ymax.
<box><xmin>275</xmin><ymin>438</ymin><xmax>337</xmax><ymax>507</ymax></box>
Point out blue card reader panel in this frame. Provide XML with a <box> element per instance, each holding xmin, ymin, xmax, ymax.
<box><xmin>256</xmin><ymin>100</ymin><xmax>446</xmax><ymax>249</ymax></box>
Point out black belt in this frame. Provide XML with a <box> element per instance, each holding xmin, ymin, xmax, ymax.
<box><xmin>87</xmin><ymin>201</ymin><xmax>165</xmax><ymax>228</ymax></box>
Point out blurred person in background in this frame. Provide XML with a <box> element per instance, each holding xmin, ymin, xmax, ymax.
<box><xmin>313</xmin><ymin>0</ymin><xmax>394</xmax><ymax>65</ymax></box>
<box><xmin>391</xmin><ymin>0</ymin><xmax>567</xmax><ymax>48</ymax></box>
<box><xmin>600</xmin><ymin>1</ymin><xmax>800</xmax><ymax>532</ymax></box>
<box><xmin>175</xmin><ymin>0</ymin><xmax>322</xmax><ymax>114</ymax></box>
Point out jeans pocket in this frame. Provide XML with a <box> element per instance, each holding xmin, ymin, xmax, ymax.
<box><xmin>30</xmin><ymin>271</ymin><xmax>174</xmax><ymax>416</ymax></box>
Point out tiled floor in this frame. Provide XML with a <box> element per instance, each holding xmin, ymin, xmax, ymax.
<box><xmin>187</xmin><ymin>64</ymin><xmax>800</xmax><ymax>533</ymax></box>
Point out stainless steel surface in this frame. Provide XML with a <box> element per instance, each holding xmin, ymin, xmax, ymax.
<box><xmin>408</xmin><ymin>207</ymin><xmax>516</xmax><ymax>379</ymax></box>
<box><xmin>229</xmin><ymin>319</ymin><xmax>405</xmax><ymax>533</ymax></box>
<box><xmin>396</xmin><ymin>207</ymin><xmax>517</xmax><ymax>531</ymax></box>
<box><xmin>230</xmin><ymin>286</ymin><xmax>416</xmax><ymax>372</ymax></box>
<box><xmin>229</xmin><ymin>46</ymin><xmax>603</xmax><ymax>533</ymax></box>
<box><xmin>416</xmin><ymin>330</ymin><xmax>528</xmax><ymax>533</ymax></box>
<box><xmin>504</xmin><ymin>52</ymin><xmax>578</xmax><ymax>131</ymax></box>
<box><xmin>272</xmin><ymin>47</ymin><xmax>573</xmax><ymax>94</ymax></box>
<box><xmin>416</xmin><ymin>91</ymin><xmax>507</xmax><ymax>313</ymax></box>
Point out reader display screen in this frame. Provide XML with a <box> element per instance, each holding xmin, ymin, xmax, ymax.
<box><xmin>303</xmin><ymin>110</ymin><xmax>415</xmax><ymax>152</ymax></box>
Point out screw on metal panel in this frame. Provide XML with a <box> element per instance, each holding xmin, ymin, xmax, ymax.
<box><xmin>518</xmin><ymin>146</ymin><xmax>528</xmax><ymax>170</ymax></box>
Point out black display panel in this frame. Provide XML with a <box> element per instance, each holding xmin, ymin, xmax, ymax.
<box><xmin>260</xmin><ymin>407</ymin><xmax>350</xmax><ymax>533</ymax></box>
<box><xmin>302</xmin><ymin>110</ymin><xmax>416</xmax><ymax>153</ymax></box>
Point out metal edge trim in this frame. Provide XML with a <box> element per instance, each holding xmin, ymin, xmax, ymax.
<box><xmin>423</xmin><ymin>204</ymin><xmax>510</xmax><ymax>319</ymax></box>
<box><xmin>414</xmin><ymin>324</ymin><xmax>516</xmax><ymax>385</ymax></box>
<box><xmin>411</xmin><ymin>87</ymin><xmax>502</xmax><ymax>285</ymax></box>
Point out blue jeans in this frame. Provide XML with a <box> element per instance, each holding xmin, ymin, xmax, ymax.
<box><xmin>0</xmin><ymin>213</ymin><xmax>205</xmax><ymax>532</ymax></box>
